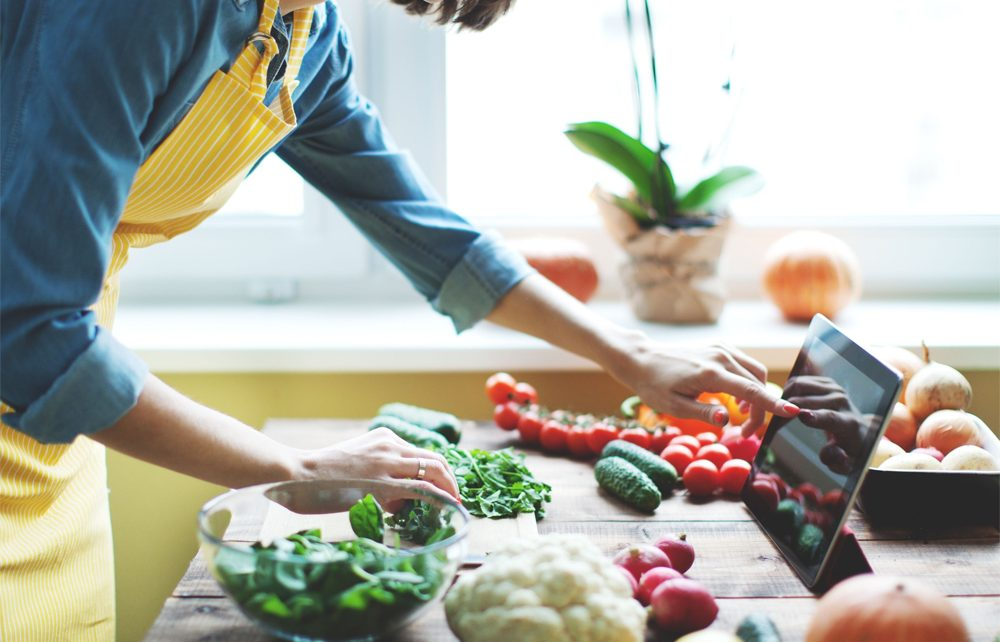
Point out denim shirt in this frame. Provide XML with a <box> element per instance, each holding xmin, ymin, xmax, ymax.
<box><xmin>0</xmin><ymin>0</ymin><xmax>533</xmax><ymax>444</ymax></box>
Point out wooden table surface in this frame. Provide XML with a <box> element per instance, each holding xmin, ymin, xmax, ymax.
<box><xmin>145</xmin><ymin>419</ymin><xmax>1000</xmax><ymax>641</ymax></box>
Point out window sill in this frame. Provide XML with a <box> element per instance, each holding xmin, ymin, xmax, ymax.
<box><xmin>114</xmin><ymin>299</ymin><xmax>1000</xmax><ymax>373</ymax></box>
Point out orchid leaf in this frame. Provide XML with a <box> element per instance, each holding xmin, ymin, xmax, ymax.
<box><xmin>676</xmin><ymin>165</ymin><xmax>764</xmax><ymax>214</ymax></box>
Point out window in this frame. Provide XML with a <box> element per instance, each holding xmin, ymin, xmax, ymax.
<box><xmin>122</xmin><ymin>0</ymin><xmax>999</xmax><ymax>304</ymax></box>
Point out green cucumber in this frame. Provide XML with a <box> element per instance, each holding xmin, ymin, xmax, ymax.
<box><xmin>377</xmin><ymin>402</ymin><xmax>462</xmax><ymax>444</ymax></box>
<box><xmin>599</xmin><ymin>439</ymin><xmax>677</xmax><ymax>493</ymax></box>
<box><xmin>368</xmin><ymin>415</ymin><xmax>449</xmax><ymax>450</ymax></box>
<box><xmin>736</xmin><ymin>612</ymin><xmax>783</xmax><ymax>642</ymax></box>
<box><xmin>594</xmin><ymin>456</ymin><xmax>661</xmax><ymax>513</ymax></box>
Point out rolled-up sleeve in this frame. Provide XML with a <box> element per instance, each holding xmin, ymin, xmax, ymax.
<box><xmin>0</xmin><ymin>0</ymin><xmax>210</xmax><ymax>442</ymax></box>
<box><xmin>276</xmin><ymin>6</ymin><xmax>534</xmax><ymax>332</ymax></box>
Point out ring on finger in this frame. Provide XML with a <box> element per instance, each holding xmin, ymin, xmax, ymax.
<box><xmin>414</xmin><ymin>458</ymin><xmax>427</xmax><ymax>481</ymax></box>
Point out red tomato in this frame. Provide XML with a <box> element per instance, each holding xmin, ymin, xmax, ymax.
<box><xmin>511</xmin><ymin>381</ymin><xmax>539</xmax><ymax>405</ymax></box>
<box><xmin>820</xmin><ymin>489</ymin><xmax>848</xmax><ymax>513</ymax></box>
<box><xmin>671</xmin><ymin>435</ymin><xmax>702</xmax><ymax>454</ymax></box>
<box><xmin>664</xmin><ymin>425</ymin><xmax>683</xmax><ymax>442</ymax></box>
<box><xmin>729</xmin><ymin>435</ymin><xmax>761</xmax><ymax>462</ymax></box>
<box><xmin>516</xmin><ymin>410</ymin><xmax>543</xmax><ymax>444</ymax></box>
<box><xmin>682</xmin><ymin>460</ymin><xmax>720</xmax><ymax>497</ymax></box>
<box><xmin>539</xmin><ymin>420</ymin><xmax>569</xmax><ymax>453</ymax></box>
<box><xmin>493</xmin><ymin>402</ymin><xmax>521</xmax><ymax>431</ymax></box>
<box><xmin>586</xmin><ymin>422</ymin><xmax>619</xmax><ymax>456</ymax></box>
<box><xmin>695</xmin><ymin>432</ymin><xmax>718</xmax><ymax>447</ymax></box>
<box><xmin>649</xmin><ymin>429</ymin><xmax>673</xmax><ymax>454</ymax></box>
<box><xmin>750</xmin><ymin>478</ymin><xmax>780</xmax><ymax>512</ymax></box>
<box><xmin>566</xmin><ymin>427</ymin><xmax>592</xmax><ymax>458</ymax></box>
<box><xmin>661</xmin><ymin>444</ymin><xmax>695</xmax><ymax>475</ymax></box>
<box><xmin>797</xmin><ymin>483</ymin><xmax>822</xmax><ymax>507</ymax></box>
<box><xmin>485</xmin><ymin>372</ymin><xmax>517</xmax><ymax>405</ymax></box>
<box><xmin>695</xmin><ymin>443</ymin><xmax>732</xmax><ymax>469</ymax></box>
<box><xmin>619</xmin><ymin>427</ymin><xmax>653</xmax><ymax>450</ymax></box>
<box><xmin>718</xmin><ymin>459</ymin><xmax>752</xmax><ymax>495</ymax></box>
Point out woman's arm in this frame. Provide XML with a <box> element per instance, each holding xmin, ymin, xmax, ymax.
<box><xmin>486</xmin><ymin>274</ymin><xmax>799</xmax><ymax>431</ymax></box>
<box><xmin>90</xmin><ymin>374</ymin><xmax>459</xmax><ymax>498</ymax></box>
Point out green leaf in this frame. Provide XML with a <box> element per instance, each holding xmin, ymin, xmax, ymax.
<box><xmin>564</xmin><ymin>122</ymin><xmax>675</xmax><ymax>211</ymax></box>
<box><xmin>349</xmin><ymin>494</ymin><xmax>385</xmax><ymax>541</ymax></box>
<box><xmin>675</xmin><ymin>165</ymin><xmax>764</xmax><ymax>213</ymax></box>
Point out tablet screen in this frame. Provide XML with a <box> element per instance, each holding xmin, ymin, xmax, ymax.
<box><xmin>742</xmin><ymin>315</ymin><xmax>902</xmax><ymax>588</ymax></box>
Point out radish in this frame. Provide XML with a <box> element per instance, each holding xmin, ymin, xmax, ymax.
<box><xmin>636</xmin><ymin>566</ymin><xmax>683</xmax><ymax>605</ymax></box>
<box><xmin>612</xmin><ymin>543</ymin><xmax>672</xmax><ymax>580</ymax></box>
<box><xmin>652</xmin><ymin>533</ymin><xmax>696</xmax><ymax>574</ymax></box>
<box><xmin>648</xmin><ymin>577</ymin><xmax>719</xmax><ymax>634</ymax></box>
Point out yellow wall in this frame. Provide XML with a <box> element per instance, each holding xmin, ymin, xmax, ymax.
<box><xmin>109</xmin><ymin>369</ymin><xmax>1000</xmax><ymax>642</ymax></box>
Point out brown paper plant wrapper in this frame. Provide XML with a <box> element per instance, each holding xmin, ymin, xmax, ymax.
<box><xmin>592</xmin><ymin>186</ymin><xmax>730</xmax><ymax>324</ymax></box>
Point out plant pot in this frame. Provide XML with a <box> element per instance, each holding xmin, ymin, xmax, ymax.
<box><xmin>593</xmin><ymin>187</ymin><xmax>730</xmax><ymax>324</ymax></box>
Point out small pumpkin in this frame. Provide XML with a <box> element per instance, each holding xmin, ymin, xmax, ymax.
<box><xmin>805</xmin><ymin>574</ymin><xmax>970</xmax><ymax>642</ymax></box>
<box><xmin>761</xmin><ymin>230</ymin><xmax>861</xmax><ymax>322</ymax></box>
<box><xmin>506</xmin><ymin>237</ymin><xmax>600</xmax><ymax>303</ymax></box>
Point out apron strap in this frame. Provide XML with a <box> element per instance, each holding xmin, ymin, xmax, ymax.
<box><xmin>230</xmin><ymin>0</ymin><xmax>313</xmax><ymax>100</ymax></box>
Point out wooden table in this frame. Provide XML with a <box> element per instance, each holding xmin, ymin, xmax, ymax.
<box><xmin>146</xmin><ymin>420</ymin><xmax>1000</xmax><ymax>641</ymax></box>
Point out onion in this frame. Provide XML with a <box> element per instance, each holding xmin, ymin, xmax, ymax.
<box><xmin>903</xmin><ymin>350</ymin><xmax>972</xmax><ymax>423</ymax></box>
<box><xmin>915</xmin><ymin>410</ymin><xmax>984</xmax><ymax>456</ymax></box>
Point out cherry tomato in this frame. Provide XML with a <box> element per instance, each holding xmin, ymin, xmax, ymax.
<box><xmin>649</xmin><ymin>429</ymin><xmax>672</xmax><ymax>454</ymax></box>
<box><xmin>619</xmin><ymin>427</ymin><xmax>653</xmax><ymax>450</ymax></box>
<box><xmin>695</xmin><ymin>443</ymin><xmax>732</xmax><ymax>469</ymax></box>
<box><xmin>729</xmin><ymin>435</ymin><xmax>761</xmax><ymax>462</ymax></box>
<box><xmin>695</xmin><ymin>432</ymin><xmax>718</xmax><ymax>447</ymax></box>
<box><xmin>821</xmin><ymin>489</ymin><xmax>848</xmax><ymax>513</ymax></box>
<box><xmin>682</xmin><ymin>460</ymin><xmax>720</xmax><ymax>497</ymax></box>
<box><xmin>566</xmin><ymin>427</ymin><xmax>593</xmax><ymax>458</ymax></box>
<box><xmin>660</xmin><ymin>444</ymin><xmax>695</xmax><ymax>475</ymax></box>
<box><xmin>493</xmin><ymin>401</ymin><xmax>521</xmax><ymax>431</ymax></box>
<box><xmin>671</xmin><ymin>435</ymin><xmax>702</xmax><ymax>454</ymax></box>
<box><xmin>539</xmin><ymin>420</ymin><xmax>569</xmax><ymax>454</ymax></box>
<box><xmin>749</xmin><ymin>478</ymin><xmax>780</xmax><ymax>512</ymax></box>
<box><xmin>586</xmin><ymin>422</ymin><xmax>619</xmax><ymax>456</ymax></box>
<box><xmin>516</xmin><ymin>410</ymin><xmax>544</xmax><ymax>444</ymax></box>
<box><xmin>718</xmin><ymin>459</ymin><xmax>752</xmax><ymax>495</ymax></box>
<box><xmin>797</xmin><ymin>483</ymin><xmax>822</xmax><ymax>507</ymax></box>
<box><xmin>664</xmin><ymin>425</ymin><xmax>683</xmax><ymax>442</ymax></box>
<box><xmin>485</xmin><ymin>372</ymin><xmax>517</xmax><ymax>405</ymax></box>
<box><xmin>511</xmin><ymin>381</ymin><xmax>539</xmax><ymax>405</ymax></box>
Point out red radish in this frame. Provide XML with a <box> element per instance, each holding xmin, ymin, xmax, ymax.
<box><xmin>612</xmin><ymin>543</ymin><xmax>672</xmax><ymax>580</ymax></box>
<box><xmin>636</xmin><ymin>566</ymin><xmax>684</xmax><ymax>605</ymax></box>
<box><xmin>911</xmin><ymin>446</ymin><xmax>945</xmax><ymax>462</ymax></box>
<box><xmin>616</xmin><ymin>564</ymin><xmax>639</xmax><ymax>598</ymax></box>
<box><xmin>730</xmin><ymin>435</ymin><xmax>761</xmax><ymax>462</ymax></box>
<box><xmin>653</xmin><ymin>533</ymin><xmax>696</xmax><ymax>574</ymax></box>
<box><xmin>648</xmin><ymin>578</ymin><xmax>719</xmax><ymax>634</ymax></box>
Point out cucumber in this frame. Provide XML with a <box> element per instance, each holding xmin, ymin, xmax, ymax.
<box><xmin>594</xmin><ymin>456</ymin><xmax>661</xmax><ymax>513</ymax></box>
<box><xmin>377</xmin><ymin>402</ymin><xmax>462</xmax><ymax>444</ymax></box>
<box><xmin>736</xmin><ymin>613</ymin><xmax>783</xmax><ymax>642</ymax></box>
<box><xmin>368</xmin><ymin>415</ymin><xmax>450</xmax><ymax>450</ymax></box>
<box><xmin>600</xmin><ymin>439</ymin><xmax>677</xmax><ymax>493</ymax></box>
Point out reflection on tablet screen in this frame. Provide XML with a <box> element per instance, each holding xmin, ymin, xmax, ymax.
<box><xmin>743</xmin><ymin>315</ymin><xmax>901</xmax><ymax>587</ymax></box>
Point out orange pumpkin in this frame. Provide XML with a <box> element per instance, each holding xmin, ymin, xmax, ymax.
<box><xmin>761</xmin><ymin>230</ymin><xmax>861</xmax><ymax>322</ymax></box>
<box><xmin>805</xmin><ymin>574</ymin><xmax>970</xmax><ymax>642</ymax></box>
<box><xmin>507</xmin><ymin>237</ymin><xmax>600</xmax><ymax>303</ymax></box>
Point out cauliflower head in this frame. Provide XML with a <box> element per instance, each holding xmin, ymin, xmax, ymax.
<box><xmin>444</xmin><ymin>534</ymin><xmax>647</xmax><ymax>642</ymax></box>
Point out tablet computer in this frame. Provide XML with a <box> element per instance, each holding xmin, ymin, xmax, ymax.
<box><xmin>741</xmin><ymin>314</ymin><xmax>902</xmax><ymax>590</ymax></box>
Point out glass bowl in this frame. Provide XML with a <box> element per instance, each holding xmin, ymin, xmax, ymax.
<box><xmin>198</xmin><ymin>478</ymin><xmax>470</xmax><ymax>642</ymax></box>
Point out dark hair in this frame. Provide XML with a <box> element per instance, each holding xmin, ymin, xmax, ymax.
<box><xmin>389</xmin><ymin>0</ymin><xmax>515</xmax><ymax>31</ymax></box>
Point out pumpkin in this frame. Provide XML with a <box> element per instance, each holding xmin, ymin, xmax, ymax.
<box><xmin>506</xmin><ymin>237</ymin><xmax>600</xmax><ymax>303</ymax></box>
<box><xmin>761</xmin><ymin>230</ymin><xmax>861</xmax><ymax>322</ymax></box>
<box><xmin>915</xmin><ymin>409</ymin><xmax>984</xmax><ymax>456</ymax></box>
<box><xmin>805</xmin><ymin>574</ymin><xmax>970</xmax><ymax>642</ymax></box>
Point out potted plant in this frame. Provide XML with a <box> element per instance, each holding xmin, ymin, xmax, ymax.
<box><xmin>564</xmin><ymin>0</ymin><xmax>764</xmax><ymax>323</ymax></box>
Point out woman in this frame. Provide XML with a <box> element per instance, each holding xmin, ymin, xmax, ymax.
<box><xmin>0</xmin><ymin>0</ymin><xmax>797</xmax><ymax>639</ymax></box>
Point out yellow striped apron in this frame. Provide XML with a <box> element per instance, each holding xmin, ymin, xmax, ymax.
<box><xmin>0</xmin><ymin>2</ymin><xmax>312</xmax><ymax>639</ymax></box>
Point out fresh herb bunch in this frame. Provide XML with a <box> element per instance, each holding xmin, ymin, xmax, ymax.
<box><xmin>443</xmin><ymin>447</ymin><xmax>553</xmax><ymax>519</ymax></box>
<box><xmin>211</xmin><ymin>525</ymin><xmax>446</xmax><ymax>639</ymax></box>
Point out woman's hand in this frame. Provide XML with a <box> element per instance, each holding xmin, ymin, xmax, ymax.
<box><xmin>619</xmin><ymin>341</ymin><xmax>799</xmax><ymax>436</ymax></box>
<box><xmin>297</xmin><ymin>428</ymin><xmax>460</xmax><ymax>507</ymax></box>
